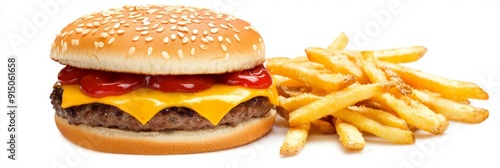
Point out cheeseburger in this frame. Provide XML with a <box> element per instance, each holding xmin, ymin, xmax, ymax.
<box><xmin>49</xmin><ymin>5</ymin><xmax>278</xmax><ymax>154</ymax></box>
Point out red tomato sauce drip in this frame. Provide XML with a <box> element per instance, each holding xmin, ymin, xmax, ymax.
<box><xmin>57</xmin><ymin>65</ymin><xmax>273</xmax><ymax>98</ymax></box>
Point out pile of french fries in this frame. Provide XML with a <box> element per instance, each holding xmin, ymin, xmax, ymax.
<box><xmin>268</xmin><ymin>33</ymin><xmax>490</xmax><ymax>156</ymax></box>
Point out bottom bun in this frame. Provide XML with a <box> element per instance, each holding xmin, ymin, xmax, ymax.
<box><xmin>54</xmin><ymin>109</ymin><xmax>276</xmax><ymax>155</ymax></box>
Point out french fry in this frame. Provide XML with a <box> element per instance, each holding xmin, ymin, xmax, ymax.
<box><xmin>289</xmin><ymin>83</ymin><xmax>386</xmax><ymax>127</ymax></box>
<box><xmin>380</xmin><ymin>61</ymin><xmax>489</xmax><ymax>100</ymax></box>
<box><xmin>372</xmin><ymin>93</ymin><xmax>449</xmax><ymax>135</ymax></box>
<box><xmin>306</xmin><ymin>47</ymin><xmax>369</xmax><ymax>84</ymax></box>
<box><xmin>364</xmin><ymin>46</ymin><xmax>427</xmax><ymax>63</ymax></box>
<box><xmin>334</xmin><ymin>119</ymin><xmax>365</xmax><ymax>150</ymax></box>
<box><xmin>267</xmin><ymin>58</ymin><xmax>356</xmax><ymax>92</ymax></box>
<box><xmin>280</xmin><ymin>93</ymin><xmax>321</xmax><ymax>112</ymax></box>
<box><xmin>280</xmin><ymin>123</ymin><xmax>311</xmax><ymax>156</ymax></box>
<box><xmin>311</xmin><ymin>119</ymin><xmax>336</xmax><ymax>134</ymax></box>
<box><xmin>326</xmin><ymin>32</ymin><xmax>349</xmax><ymax>54</ymax></box>
<box><xmin>348</xmin><ymin>106</ymin><xmax>409</xmax><ymax>130</ymax></box>
<box><xmin>334</xmin><ymin>108</ymin><xmax>415</xmax><ymax>144</ymax></box>
<box><xmin>360</xmin><ymin>52</ymin><xmax>388</xmax><ymax>83</ymax></box>
<box><xmin>410</xmin><ymin>89</ymin><xmax>489</xmax><ymax>123</ymax></box>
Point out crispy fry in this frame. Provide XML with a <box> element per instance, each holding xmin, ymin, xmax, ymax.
<box><xmin>280</xmin><ymin>123</ymin><xmax>311</xmax><ymax>156</ymax></box>
<box><xmin>306</xmin><ymin>47</ymin><xmax>369</xmax><ymax>84</ymax></box>
<box><xmin>334</xmin><ymin>108</ymin><xmax>415</xmax><ymax>144</ymax></box>
<box><xmin>280</xmin><ymin>93</ymin><xmax>321</xmax><ymax>112</ymax></box>
<box><xmin>360</xmin><ymin>54</ymin><xmax>388</xmax><ymax>83</ymax></box>
<box><xmin>334</xmin><ymin>119</ymin><xmax>365</xmax><ymax>150</ymax></box>
<box><xmin>348</xmin><ymin>106</ymin><xmax>409</xmax><ymax>130</ymax></box>
<box><xmin>311</xmin><ymin>119</ymin><xmax>336</xmax><ymax>134</ymax></box>
<box><xmin>372</xmin><ymin>93</ymin><xmax>449</xmax><ymax>135</ymax></box>
<box><xmin>410</xmin><ymin>89</ymin><xmax>489</xmax><ymax>123</ymax></box>
<box><xmin>267</xmin><ymin>58</ymin><xmax>356</xmax><ymax>92</ymax></box>
<box><xmin>380</xmin><ymin>61</ymin><xmax>489</xmax><ymax>100</ymax></box>
<box><xmin>364</xmin><ymin>46</ymin><xmax>427</xmax><ymax>63</ymax></box>
<box><xmin>289</xmin><ymin>83</ymin><xmax>386</xmax><ymax>126</ymax></box>
<box><xmin>326</xmin><ymin>32</ymin><xmax>349</xmax><ymax>54</ymax></box>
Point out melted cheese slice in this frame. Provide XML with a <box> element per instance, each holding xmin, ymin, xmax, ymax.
<box><xmin>60</xmin><ymin>84</ymin><xmax>279</xmax><ymax>125</ymax></box>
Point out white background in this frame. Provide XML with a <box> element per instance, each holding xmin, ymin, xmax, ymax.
<box><xmin>1</xmin><ymin>0</ymin><xmax>499</xmax><ymax>168</ymax></box>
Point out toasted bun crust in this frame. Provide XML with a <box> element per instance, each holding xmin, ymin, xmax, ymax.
<box><xmin>50</xmin><ymin>5</ymin><xmax>265</xmax><ymax>75</ymax></box>
<box><xmin>54</xmin><ymin>109</ymin><xmax>275</xmax><ymax>155</ymax></box>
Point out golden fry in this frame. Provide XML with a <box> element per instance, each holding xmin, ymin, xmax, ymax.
<box><xmin>280</xmin><ymin>123</ymin><xmax>311</xmax><ymax>156</ymax></box>
<box><xmin>311</xmin><ymin>119</ymin><xmax>336</xmax><ymax>134</ymax></box>
<box><xmin>289</xmin><ymin>83</ymin><xmax>386</xmax><ymax>127</ymax></box>
<box><xmin>380</xmin><ymin>61</ymin><xmax>489</xmax><ymax>100</ymax></box>
<box><xmin>326</xmin><ymin>32</ymin><xmax>349</xmax><ymax>54</ymax></box>
<box><xmin>267</xmin><ymin>58</ymin><xmax>356</xmax><ymax>92</ymax></box>
<box><xmin>306</xmin><ymin>47</ymin><xmax>369</xmax><ymax>84</ymax></box>
<box><xmin>280</xmin><ymin>93</ymin><xmax>321</xmax><ymax>112</ymax></box>
<box><xmin>365</xmin><ymin>46</ymin><xmax>427</xmax><ymax>63</ymax></box>
<box><xmin>348</xmin><ymin>106</ymin><xmax>409</xmax><ymax>130</ymax></box>
<box><xmin>372</xmin><ymin>93</ymin><xmax>449</xmax><ymax>135</ymax></box>
<box><xmin>334</xmin><ymin>108</ymin><xmax>415</xmax><ymax>144</ymax></box>
<box><xmin>411</xmin><ymin>89</ymin><xmax>489</xmax><ymax>123</ymax></box>
<box><xmin>334</xmin><ymin>119</ymin><xmax>365</xmax><ymax>150</ymax></box>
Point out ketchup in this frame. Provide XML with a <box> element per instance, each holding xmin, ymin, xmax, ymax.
<box><xmin>57</xmin><ymin>65</ymin><xmax>273</xmax><ymax>97</ymax></box>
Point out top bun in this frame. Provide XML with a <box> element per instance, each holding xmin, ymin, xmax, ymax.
<box><xmin>50</xmin><ymin>5</ymin><xmax>265</xmax><ymax>75</ymax></box>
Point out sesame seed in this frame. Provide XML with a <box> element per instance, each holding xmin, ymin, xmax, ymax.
<box><xmin>132</xmin><ymin>36</ymin><xmax>140</xmax><ymax>41</ymax></box>
<box><xmin>62</xmin><ymin>42</ymin><xmax>68</xmax><ymax>53</ymax></box>
<box><xmin>225</xmin><ymin>37</ymin><xmax>232</xmax><ymax>44</ymax></box>
<box><xmin>116</xmin><ymin>14</ymin><xmax>124</xmax><ymax>18</ymax></box>
<box><xmin>171</xmin><ymin>34</ymin><xmax>177</xmax><ymax>40</ymax></box>
<box><xmin>193</xmin><ymin>19</ymin><xmax>200</xmax><ymax>23</ymax></box>
<box><xmin>142</xmin><ymin>26</ymin><xmax>150</xmax><ymax>30</ymax></box>
<box><xmin>113</xmin><ymin>23</ymin><xmax>120</xmax><ymax>29</ymax></box>
<box><xmin>220</xmin><ymin>24</ymin><xmax>228</xmax><ymax>29</ymax></box>
<box><xmin>203</xmin><ymin>30</ymin><xmax>208</xmax><ymax>36</ymax></box>
<box><xmin>116</xmin><ymin>29</ymin><xmax>125</xmax><ymax>34</ymax></box>
<box><xmin>259</xmin><ymin>38</ymin><xmax>263</xmax><ymax>43</ymax></box>
<box><xmin>97</xmin><ymin>42</ymin><xmax>104</xmax><ymax>48</ymax></box>
<box><xmin>210</xmin><ymin>28</ymin><xmax>219</xmax><ymax>34</ymax></box>
<box><xmin>108</xmin><ymin>37</ymin><xmax>115</xmax><ymax>44</ymax></box>
<box><xmin>244</xmin><ymin>26</ymin><xmax>249</xmax><ymax>30</ymax></box>
<box><xmin>156</xmin><ymin>15</ymin><xmax>163</xmax><ymax>19</ymax></box>
<box><xmin>177</xmin><ymin>21</ymin><xmax>187</xmax><ymax>26</ymax></box>
<box><xmin>156</xmin><ymin>26</ymin><xmax>165</xmax><ymax>33</ymax></box>
<box><xmin>77</xmin><ymin>23</ymin><xmax>85</xmax><ymax>27</ymax></box>
<box><xmin>128</xmin><ymin>47</ymin><xmax>135</xmax><ymax>55</ymax></box>
<box><xmin>61</xmin><ymin>31</ymin><xmax>68</xmax><ymax>37</ymax></box>
<box><xmin>76</xmin><ymin>28</ymin><xmax>83</xmax><ymax>33</ymax></box>
<box><xmin>217</xmin><ymin>36</ymin><xmax>223</xmax><ymax>42</ymax></box>
<box><xmin>170</xmin><ymin>25</ymin><xmax>177</xmax><ymax>30</ymax></box>
<box><xmin>221</xmin><ymin>44</ymin><xmax>227</xmax><ymax>52</ymax></box>
<box><xmin>101</xmin><ymin>20</ymin><xmax>109</xmax><ymax>24</ymax></box>
<box><xmin>162</xmin><ymin>51</ymin><xmax>170</xmax><ymax>59</ymax></box>
<box><xmin>141</xmin><ymin>31</ymin><xmax>149</xmax><ymax>35</ymax></box>
<box><xmin>123</xmin><ymin>23</ymin><xmax>130</xmax><ymax>27</ymax></box>
<box><xmin>161</xmin><ymin>20</ymin><xmax>168</xmax><ymax>24</ymax></box>
<box><xmin>169</xmin><ymin>18</ymin><xmax>176</xmax><ymax>23</ymax></box>
<box><xmin>190</xmin><ymin>48</ymin><xmax>195</xmax><ymax>56</ymax></box>
<box><xmin>233</xmin><ymin>28</ymin><xmax>240</xmax><ymax>33</ymax></box>
<box><xmin>225</xmin><ymin>53</ymin><xmax>229</xmax><ymax>59</ymax></box>
<box><xmin>177</xmin><ymin>32</ymin><xmax>184</xmax><ymax>38</ymax></box>
<box><xmin>135</xmin><ymin>27</ymin><xmax>143</xmax><ymax>31</ymax></box>
<box><xmin>201</xmin><ymin>37</ymin><xmax>208</xmax><ymax>43</ymax></box>
<box><xmin>170</xmin><ymin>14</ymin><xmax>178</xmax><ymax>18</ymax></box>
<box><xmin>147</xmin><ymin>47</ymin><xmax>153</xmax><ymax>56</ymax></box>
<box><xmin>145</xmin><ymin>37</ymin><xmax>153</xmax><ymax>42</ymax></box>
<box><xmin>206</xmin><ymin>36</ymin><xmax>214</xmax><ymax>42</ymax></box>
<box><xmin>109</xmin><ymin>29</ymin><xmax>115</xmax><ymax>35</ymax></box>
<box><xmin>143</xmin><ymin>22</ymin><xmax>150</xmax><ymax>26</ymax></box>
<box><xmin>209</xmin><ymin>16</ymin><xmax>215</xmax><ymax>20</ymax></box>
<box><xmin>86</xmin><ymin>23</ymin><xmax>93</xmax><ymax>28</ymax></box>
<box><xmin>199</xmin><ymin>44</ymin><xmax>208</xmax><ymax>50</ymax></box>
<box><xmin>193</xmin><ymin>29</ymin><xmax>199</xmax><ymax>35</ymax></box>
<box><xmin>152</xmin><ymin>23</ymin><xmax>159</xmax><ymax>29</ymax></box>
<box><xmin>119</xmin><ymin>20</ymin><xmax>126</xmax><ymax>24</ymax></box>
<box><xmin>163</xmin><ymin>36</ymin><xmax>169</xmax><ymax>43</ymax></box>
<box><xmin>91</xmin><ymin>29</ymin><xmax>98</xmax><ymax>34</ymax></box>
<box><xmin>182</xmin><ymin>37</ymin><xmax>189</xmax><ymax>44</ymax></box>
<box><xmin>101</xmin><ymin>32</ymin><xmax>108</xmax><ymax>38</ymax></box>
<box><xmin>227</xmin><ymin>23</ymin><xmax>234</xmax><ymax>28</ymax></box>
<box><xmin>191</xmin><ymin>36</ymin><xmax>196</xmax><ymax>41</ymax></box>
<box><xmin>177</xmin><ymin>26</ymin><xmax>188</xmax><ymax>32</ymax></box>
<box><xmin>252</xmin><ymin>44</ymin><xmax>257</xmax><ymax>51</ymax></box>
<box><xmin>208</xmin><ymin>23</ymin><xmax>215</xmax><ymax>27</ymax></box>
<box><xmin>178</xmin><ymin>50</ymin><xmax>184</xmax><ymax>59</ymax></box>
<box><xmin>71</xmin><ymin>39</ymin><xmax>79</xmax><ymax>46</ymax></box>
<box><xmin>234</xmin><ymin>34</ymin><xmax>241</xmax><ymax>42</ymax></box>
<box><xmin>92</xmin><ymin>21</ymin><xmax>100</xmax><ymax>26</ymax></box>
<box><xmin>82</xmin><ymin>29</ymin><xmax>90</xmax><ymax>35</ymax></box>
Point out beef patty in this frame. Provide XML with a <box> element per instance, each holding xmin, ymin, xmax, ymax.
<box><xmin>50</xmin><ymin>86</ymin><xmax>273</xmax><ymax>131</ymax></box>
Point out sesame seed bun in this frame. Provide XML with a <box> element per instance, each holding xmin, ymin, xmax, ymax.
<box><xmin>54</xmin><ymin>109</ymin><xmax>276</xmax><ymax>155</ymax></box>
<box><xmin>50</xmin><ymin>5</ymin><xmax>265</xmax><ymax>75</ymax></box>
